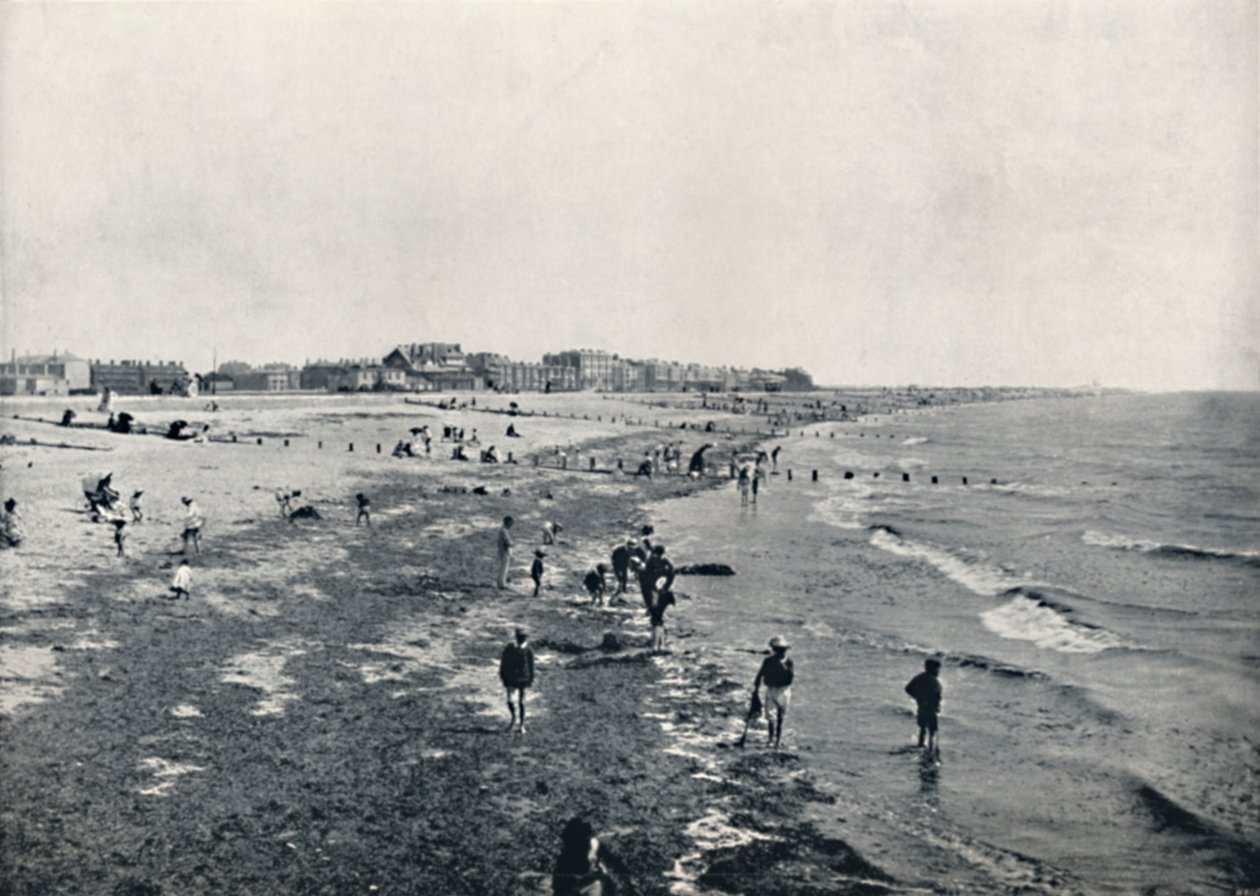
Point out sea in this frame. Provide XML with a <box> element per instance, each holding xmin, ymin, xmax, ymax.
<box><xmin>651</xmin><ymin>392</ymin><xmax>1260</xmax><ymax>895</ymax></box>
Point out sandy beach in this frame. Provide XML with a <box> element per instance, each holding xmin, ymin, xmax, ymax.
<box><xmin>1</xmin><ymin>391</ymin><xmax>893</xmax><ymax>896</ymax></box>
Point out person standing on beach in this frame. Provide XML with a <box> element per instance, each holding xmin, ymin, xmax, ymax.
<box><xmin>129</xmin><ymin>490</ymin><xmax>144</xmax><ymax>523</ymax></box>
<box><xmin>113</xmin><ymin>519</ymin><xmax>128</xmax><ymax>558</ymax></box>
<box><xmin>169</xmin><ymin>559</ymin><xmax>191</xmax><ymax>599</ymax></box>
<box><xmin>751</xmin><ymin>459</ymin><xmax>765</xmax><ymax>504</ymax></box>
<box><xmin>738</xmin><ymin>465</ymin><xmax>751</xmax><ymax>507</ymax></box>
<box><xmin>355</xmin><ymin>493</ymin><xmax>371</xmax><ymax>527</ymax></box>
<box><xmin>771</xmin><ymin>446</ymin><xmax>781</xmax><ymax>470</ymax></box>
<box><xmin>905</xmin><ymin>658</ymin><xmax>943</xmax><ymax>755</ymax></box>
<box><xmin>180</xmin><ymin>497</ymin><xmax>204</xmax><ymax>555</ymax></box>
<box><xmin>584</xmin><ymin>563</ymin><xmax>608</xmax><ymax>606</ymax></box>
<box><xmin>499</xmin><ymin>627</ymin><xmax>534</xmax><ymax>734</ymax></box>
<box><xmin>531</xmin><ymin>549</ymin><xmax>546</xmax><ymax>597</ymax></box>
<box><xmin>639</xmin><ymin>545</ymin><xmax>675</xmax><ymax>616</ymax></box>
<box><xmin>610</xmin><ymin>537</ymin><xmax>636</xmax><ymax>597</ymax></box>
<box><xmin>753</xmin><ymin>636</ymin><xmax>794</xmax><ymax>749</ymax></box>
<box><xmin>496</xmin><ymin>515</ymin><xmax>515</xmax><ymax>589</ymax></box>
<box><xmin>649</xmin><ymin>587</ymin><xmax>675</xmax><ymax>654</ymax></box>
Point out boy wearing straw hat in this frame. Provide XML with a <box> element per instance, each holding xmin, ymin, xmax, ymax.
<box><xmin>753</xmin><ymin>636</ymin><xmax>795</xmax><ymax>749</ymax></box>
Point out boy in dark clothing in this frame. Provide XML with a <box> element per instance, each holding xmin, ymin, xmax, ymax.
<box><xmin>499</xmin><ymin>628</ymin><xmax>535</xmax><ymax>735</ymax></box>
<box><xmin>355</xmin><ymin>493</ymin><xmax>371</xmax><ymax>527</ymax></box>
<box><xmin>905</xmin><ymin>658</ymin><xmax>943</xmax><ymax>754</ymax></box>
<box><xmin>583</xmin><ymin>563</ymin><xmax>608</xmax><ymax>606</ymax></box>
<box><xmin>112</xmin><ymin>519</ymin><xmax>128</xmax><ymax>558</ymax></box>
<box><xmin>531</xmin><ymin>549</ymin><xmax>546</xmax><ymax>597</ymax></box>
<box><xmin>639</xmin><ymin>545</ymin><xmax>675</xmax><ymax>615</ymax></box>
<box><xmin>610</xmin><ymin>537</ymin><xmax>637</xmax><ymax>596</ymax></box>
<box><xmin>753</xmin><ymin>636</ymin><xmax>795</xmax><ymax>749</ymax></box>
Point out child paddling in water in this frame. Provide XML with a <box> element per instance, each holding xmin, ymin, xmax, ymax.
<box><xmin>905</xmin><ymin>658</ymin><xmax>943</xmax><ymax>757</ymax></box>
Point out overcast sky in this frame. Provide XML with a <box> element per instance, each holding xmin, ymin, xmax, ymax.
<box><xmin>2</xmin><ymin>1</ymin><xmax>1256</xmax><ymax>389</ymax></box>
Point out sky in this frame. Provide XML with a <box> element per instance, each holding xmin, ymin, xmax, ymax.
<box><xmin>1</xmin><ymin>1</ymin><xmax>1256</xmax><ymax>389</ymax></box>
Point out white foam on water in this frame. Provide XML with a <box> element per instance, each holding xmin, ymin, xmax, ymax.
<box><xmin>901</xmin><ymin>436</ymin><xmax>929</xmax><ymax>446</ymax></box>
<box><xmin>170</xmin><ymin>703</ymin><xmax>202</xmax><ymax>718</ymax></box>
<box><xmin>870</xmin><ymin>527</ymin><xmax>1023</xmax><ymax>597</ymax></box>
<box><xmin>980</xmin><ymin>595</ymin><xmax>1123</xmax><ymax>654</ymax></box>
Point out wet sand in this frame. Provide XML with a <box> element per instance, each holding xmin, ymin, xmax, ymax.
<box><xmin>1</xmin><ymin>392</ymin><xmax>895</xmax><ymax>896</ymax></box>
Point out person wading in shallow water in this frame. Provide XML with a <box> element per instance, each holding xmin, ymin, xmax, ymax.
<box><xmin>905</xmin><ymin>658</ymin><xmax>943</xmax><ymax>757</ymax></box>
<box><xmin>499</xmin><ymin>627</ymin><xmax>534</xmax><ymax>735</ymax></box>
<box><xmin>753</xmin><ymin>635</ymin><xmax>794</xmax><ymax>749</ymax></box>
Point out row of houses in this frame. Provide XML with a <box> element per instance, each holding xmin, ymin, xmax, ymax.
<box><xmin>1</xmin><ymin>343</ymin><xmax>809</xmax><ymax>397</ymax></box>
<box><xmin>0</xmin><ymin>353</ymin><xmax>194</xmax><ymax>397</ymax></box>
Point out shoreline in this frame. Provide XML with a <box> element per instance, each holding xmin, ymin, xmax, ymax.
<box><xmin>0</xmin><ymin>399</ymin><xmax>898</xmax><ymax>895</ymax></box>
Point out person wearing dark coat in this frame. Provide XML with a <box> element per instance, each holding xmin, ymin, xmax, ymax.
<box><xmin>499</xmin><ymin>627</ymin><xmax>534</xmax><ymax>735</ymax></box>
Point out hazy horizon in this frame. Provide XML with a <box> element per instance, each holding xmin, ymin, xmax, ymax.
<box><xmin>3</xmin><ymin>2</ymin><xmax>1256</xmax><ymax>391</ymax></box>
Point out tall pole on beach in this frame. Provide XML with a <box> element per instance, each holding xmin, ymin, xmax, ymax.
<box><xmin>211</xmin><ymin>347</ymin><xmax>217</xmax><ymax>395</ymax></box>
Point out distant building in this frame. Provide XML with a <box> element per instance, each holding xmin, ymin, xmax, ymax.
<box><xmin>90</xmin><ymin>359</ymin><xmax>190</xmax><ymax>395</ymax></box>
<box><xmin>300</xmin><ymin>362</ymin><xmax>346</xmax><ymax>391</ymax></box>
<box><xmin>0</xmin><ymin>352</ymin><xmax>92</xmax><ymax>395</ymax></box>
<box><xmin>542</xmin><ymin>348</ymin><xmax>616</xmax><ymax>390</ymax></box>
<box><xmin>200</xmin><ymin>372</ymin><xmax>236</xmax><ymax>393</ymax></box>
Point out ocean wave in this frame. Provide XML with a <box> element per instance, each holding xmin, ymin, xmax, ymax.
<box><xmin>900</xmin><ymin>436</ymin><xmax>929</xmax><ymax>446</ymax></box>
<box><xmin>980</xmin><ymin>589</ymin><xmax>1124</xmax><ymax>654</ymax></box>
<box><xmin>1083</xmin><ymin>530</ymin><xmax>1260</xmax><ymax>567</ymax></box>
<box><xmin>868</xmin><ymin>525</ymin><xmax>1024</xmax><ymax>596</ymax></box>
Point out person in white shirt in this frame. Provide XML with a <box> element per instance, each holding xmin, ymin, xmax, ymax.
<box><xmin>169</xmin><ymin>559</ymin><xmax>192</xmax><ymax>599</ymax></box>
<box><xmin>180</xmin><ymin>497</ymin><xmax>204</xmax><ymax>554</ymax></box>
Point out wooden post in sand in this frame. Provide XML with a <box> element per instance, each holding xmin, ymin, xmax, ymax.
<box><xmin>589</xmin><ymin>457</ymin><xmax>596</xmax><ymax>471</ymax></box>
<box><xmin>348</xmin><ymin>443</ymin><xmax>354</xmax><ymax>452</ymax></box>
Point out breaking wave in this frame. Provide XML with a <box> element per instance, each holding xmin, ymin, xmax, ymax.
<box><xmin>868</xmin><ymin>525</ymin><xmax>1024</xmax><ymax>596</ymax></box>
<box><xmin>1083</xmin><ymin>531</ymin><xmax>1260</xmax><ymax>567</ymax></box>
<box><xmin>981</xmin><ymin>588</ymin><xmax>1124</xmax><ymax>654</ymax></box>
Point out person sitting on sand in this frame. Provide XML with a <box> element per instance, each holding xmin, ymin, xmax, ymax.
<box><xmin>129</xmin><ymin>490</ymin><xmax>144</xmax><ymax>523</ymax></box>
<box><xmin>452</xmin><ymin>444</ymin><xmax>469</xmax><ymax>461</ymax></box>
<box><xmin>499</xmin><ymin>627</ymin><xmax>534</xmax><ymax>735</ymax></box>
<box><xmin>506</xmin><ymin>423</ymin><xmax>520</xmax><ymax>438</ymax></box>
<box><xmin>169</xmin><ymin>558</ymin><xmax>191</xmax><ymax>600</ymax></box>
<box><xmin>583</xmin><ymin>563</ymin><xmax>608</xmax><ymax>606</ymax></box>
<box><xmin>753</xmin><ymin>636</ymin><xmax>794</xmax><ymax>749</ymax></box>
<box><xmin>1</xmin><ymin>498</ymin><xmax>24</xmax><ymax>548</ymax></box>
<box><xmin>355</xmin><ymin>493</ymin><xmax>371</xmax><ymax>527</ymax></box>
<box><xmin>60</xmin><ymin>408</ymin><xmax>77</xmax><ymax>427</ymax></box>
<box><xmin>635</xmin><ymin>457</ymin><xmax>653</xmax><ymax>478</ymax></box>
<box><xmin>288</xmin><ymin>504</ymin><xmax>322</xmax><ymax>523</ymax></box>
<box><xmin>482</xmin><ymin>445</ymin><xmax>500</xmax><ymax>463</ymax></box>
<box><xmin>552</xmin><ymin>816</ymin><xmax>635</xmax><ymax>896</ymax></box>
<box><xmin>905</xmin><ymin>658</ymin><xmax>943</xmax><ymax>755</ymax></box>
<box><xmin>180</xmin><ymin>497</ymin><xmax>204</xmax><ymax>554</ymax></box>
<box><xmin>496</xmin><ymin>516</ymin><xmax>514</xmax><ymax>589</ymax></box>
<box><xmin>530</xmin><ymin>549</ymin><xmax>546</xmax><ymax>597</ymax></box>
<box><xmin>112</xmin><ymin>519</ymin><xmax>128</xmax><ymax>558</ymax></box>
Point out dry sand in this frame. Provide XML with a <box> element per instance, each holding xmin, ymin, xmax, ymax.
<box><xmin>1</xmin><ymin>392</ymin><xmax>894</xmax><ymax>896</ymax></box>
